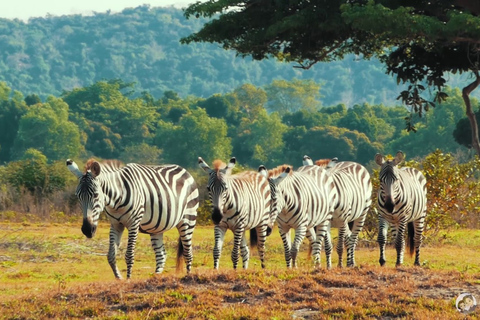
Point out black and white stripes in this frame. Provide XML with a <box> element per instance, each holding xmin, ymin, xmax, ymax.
<box><xmin>375</xmin><ymin>151</ymin><xmax>427</xmax><ymax>266</ymax></box>
<box><xmin>302</xmin><ymin>156</ymin><xmax>372</xmax><ymax>267</ymax></box>
<box><xmin>259</xmin><ymin>164</ymin><xmax>336</xmax><ymax>268</ymax></box>
<box><xmin>199</xmin><ymin>157</ymin><xmax>274</xmax><ymax>270</ymax></box>
<box><xmin>67</xmin><ymin>158</ymin><xmax>199</xmax><ymax>279</ymax></box>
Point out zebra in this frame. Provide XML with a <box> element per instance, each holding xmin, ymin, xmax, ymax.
<box><xmin>66</xmin><ymin>158</ymin><xmax>199</xmax><ymax>279</ymax></box>
<box><xmin>258</xmin><ymin>164</ymin><xmax>336</xmax><ymax>268</ymax></box>
<box><xmin>198</xmin><ymin>157</ymin><xmax>274</xmax><ymax>270</ymax></box>
<box><xmin>302</xmin><ymin>155</ymin><xmax>372</xmax><ymax>267</ymax></box>
<box><xmin>374</xmin><ymin>151</ymin><xmax>427</xmax><ymax>267</ymax></box>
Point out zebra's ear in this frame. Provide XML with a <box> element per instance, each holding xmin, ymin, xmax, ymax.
<box><xmin>303</xmin><ymin>155</ymin><xmax>313</xmax><ymax>166</ymax></box>
<box><xmin>374</xmin><ymin>153</ymin><xmax>384</xmax><ymax>166</ymax></box>
<box><xmin>258</xmin><ymin>165</ymin><xmax>268</xmax><ymax>177</ymax></box>
<box><xmin>66</xmin><ymin>159</ymin><xmax>83</xmax><ymax>179</ymax></box>
<box><xmin>327</xmin><ymin>157</ymin><xmax>338</xmax><ymax>169</ymax></box>
<box><xmin>225</xmin><ymin>157</ymin><xmax>236</xmax><ymax>174</ymax></box>
<box><xmin>394</xmin><ymin>151</ymin><xmax>405</xmax><ymax>165</ymax></box>
<box><xmin>198</xmin><ymin>157</ymin><xmax>212</xmax><ymax>173</ymax></box>
<box><xmin>327</xmin><ymin>158</ymin><xmax>338</xmax><ymax>169</ymax></box>
<box><xmin>272</xmin><ymin>166</ymin><xmax>291</xmax><ymax>185</ymax></box>
<box><xmin>90</xmin><ymin>161</ymin><xmax>101</xmax><ymax>178</ymax></box>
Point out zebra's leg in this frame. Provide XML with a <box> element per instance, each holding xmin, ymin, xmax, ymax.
<box><xmin>377</xmin><ymin>216</ymin><xmax>388</xmax><ymax>266</ymax></box>
<box><xmin>337</xmin><ymin>223</ymin><xmax>349</xmax><ymax>268</ymax></box>
<box><xmin>316</xmin><ymin>221</ymin><xmax>332</xmax><ymax>269</ymax></box>
<box><xmin>305</xmin><ymin>227</ymin><xmax>318</xmax><ymax>265</ymax></box>
<box><xmin>393</xmin><ymin>220</ymin><xmax>407</xmax><ymax>267</ymax></box>
<box><xmin>291</xmin><ymin>225</ymin><xmax>307</xmax><ymax>268</ymax></box>
<box><xmin>177</xmin><ymin>218</ymin><xmax>196</xmax><ymax>273</ymax></box>
<box><xmin>255</xmin><ymin>224</ymin><xmax>268</xmax><ymax>269</ymax></box>
<box><xmin>150</xmin><ymin>233</ymin><xmax>166</xmax><ymax>274</ymax></box>
<box><xmin>279</xmin><ymin>224</ymin><xmax>292</xmax><ymax>267</ymax></box>
<box><xmin>125</xmin><ymin>225</ymin><xmax>141</xmax><ymax>279</ymax></box>
<box><xmin>108</xmin><ymin>222</ymin><xmax>125</xmax><ymax>279</ymax></box>
<box><xmin>240</xmin><ymin>231</ymin><xmax>250</xmax><ymax>269</ymax></box>
<box><xmin>231</xmin><ymin>227</ymin><xmax>245</xmax><ymax>269</ymax></box>
<box><xmin>413</xmin><ymin>216</ymin><xmax>426</xmax><ymax>266</ymax></box>
<box><xmin>346</xmin><ymin>214</ymin><xmax>366</xmax><ymax>267</ymax></box>
<box><xmin>213</xmin><ymin>225</ymin><xmax>227</xmax><ymax>270</ymax></box>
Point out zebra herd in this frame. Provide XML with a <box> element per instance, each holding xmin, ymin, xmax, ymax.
<box><xmin>66</xmin><ymin>151</ymin><xmax>427</xmax><ymax>279</ymax></box>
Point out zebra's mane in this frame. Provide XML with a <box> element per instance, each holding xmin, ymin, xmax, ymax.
<box><xmin>315</xmin><ymin>159</ymin><xmax>331</xmax><ymax>168</ymax></box>
<box><xmin>268</xmin><ymin>165</ymin><xmax>293</xmax><ymax>179</ymax></box>
<box><xmin>84</xmin><ymin>158</ymin><xmax>124</xmax><ymax>173</ymax></box>
<box><xmin>380</xmin><ymin>162</ymin><xmax>398</xmax><ymax>180</ymax></box>
<box><xmin>212</xmin><ymin>159</ymin><xmax>226</xmax><ymax>171</ymax></box>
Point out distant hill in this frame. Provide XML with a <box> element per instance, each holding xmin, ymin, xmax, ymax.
<box><xmin>0</xmin><ymin>5</ymin><xmax>471</xmax><ymax>107</ymax></box>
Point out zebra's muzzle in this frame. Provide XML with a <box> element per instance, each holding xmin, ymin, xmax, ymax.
<box><xmin>81</xmin><ymin>217</ymin><xmax>97</xmax><ymax>238</ymax></box>
<box><xmin>384</xmin><ymin>197</ymin><xmax>395</xmax><ymax>214</ymax></box>
<box><xmin>212</xmin><ymin>207</ymin><xmax>223</xmax><ymax>225</ymax></box>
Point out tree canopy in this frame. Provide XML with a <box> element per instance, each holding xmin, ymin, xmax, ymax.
<box><xmin>182</xmin><ymin>0</ymin><xmax>480</xmax><ymax>155</ymax></box>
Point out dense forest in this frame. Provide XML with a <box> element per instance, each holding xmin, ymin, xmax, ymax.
<box><xmin>0</xmin><ymin>5</ymin><xmax>420</xmax><ymax>107</ymax></box>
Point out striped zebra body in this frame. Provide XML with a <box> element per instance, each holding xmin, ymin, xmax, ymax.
<box><xmin>301</xmin><ymin>156</ymin><xmax>372</xmax><ymax>267</ymax></box>
<box><xmin>375</xmin><ymin>152</ymin><xmax>427</xmax><ymax>267</ymax></box>
<box><xmin>260</xmin><ymin>165</ymin><xmax>336</xmax><ymax>268</ymax></box>
<box><xmin>67</xmin><ymin>159</ymin><xmax>199</xmax><ymax>279</ymax></box>
<box><xmin>199</xmin><ymin>157</ymin><xmax>273</xmax><ymax>270</ymax></box>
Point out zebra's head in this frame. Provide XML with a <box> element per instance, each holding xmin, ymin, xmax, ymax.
<box><xmin>261</xmin><ymin>165</ymin><xmax>292</xmax><ymax>212</ymax></box>
<box><xmin>375</xmin><ymin>151</ymin><xmax>405</xmax><ymax>213</ymax></box>
<box><xmin>66</xmin><ymin>159</ymin><xmax>105</xmax><ymax>238</ymax></box>
<box><xmin>198</xmin><ymin>157</ymin><xmax>235</xmax><ymax>225</ymax></box>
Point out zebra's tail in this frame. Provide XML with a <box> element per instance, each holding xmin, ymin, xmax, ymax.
<box><xmin>176</xmin><ymin>237</ymin><xmax>185</xmax><ymax>273</ymax></box>
<box><xmin>407</xmin><ymin>222</ymin><xmax>415</xmax><ymax>257</ymax></box>
<box><xmin>250</xmin><ymin>228</ymin><xmax>258</xmax><ymax>248</ymax></box>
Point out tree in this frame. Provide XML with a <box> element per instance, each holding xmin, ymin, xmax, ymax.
<box><xmin>5</xmin><ymin>149</ymin><xmax>69</xmax><ymax>197</ymax></box>
<box><xmin>264</xmin><ymin>78</ymin><xmax>321</xmax><ymax>115</ymax></box>
<box><xmin>62</xmin><ymin>80</ymin><xmax>156</xmax><ymax>158</ymax></box>
<box><xmin>182</xmin><ymin>1</ymin><xmax>480</xmax><ymax>156</ymax></box>
<box><xmin>232</xmin><ymin>109</ymin><xmax>287</xmax><ymax>167</ymax></box>
<box><xmin>11</xmin><ymin>97</ymin><xmax>83</xmax><ymax>161</ymax></box>
<box><xmin>336</xmin><ymin>103</ymin><xmax>394</xmax><ymax>143</ymax></box>
<box><xmin>0</xmin><ymin>82</ymin><xmax>28</xmax><ymax>163</ymax></box>
<box><xmin>154</xmin><ymin>108</ymin><xmax>232</xmax><ymax>168</ymax></box>
<box><xmin>283</xmin><ymin>125</ymin><xmax>381</xmax><ymax>166</ymax></box>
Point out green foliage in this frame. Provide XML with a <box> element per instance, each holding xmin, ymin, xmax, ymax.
<box><xmin>0</xmin><ymin>7</ymin><xmax>408</xmax><ymax>110</ymax></box>
<box><xmin>0</xmin><ymin>82</ymin><xmax>28</xmax><ymax>163</ymax></box>
<box><xmin>283</xmin><ymin>125</ymin><xmax>381</xmax><ymax>166</ymax></box>
<box><xmin>11</xmin><ymin>97</ymin><xmax>83</xmax><ymax>161</ymax></box>
<box><xmin>4</xmin><ymin>151</ymin><xmax>70</xmax><ymax>197</ymax></box>
<box><xmin>183</xmin><ymin>0</ymin><xmax>480</xmax><ymax>150</ymax></box>
<box><xmin>233</xmin><ymin>109</ymin><xmax>287</xmax><ymax>167</ymax></box>
<box><xmin>422</xmin><ymin>150</ymin><xmax>480</xmax><ymax>234</ymax></box>
<box><xmin>62</xmin><ymin>80</ymin><xmax>155</xmax><ymax>159</ymax></box>
<box><xmin>264</xmin><ymin>78</ymin><xmax>321</xmax><ymax>115</ymax></box>
<box><xmin>155</xmin><ymin>108</ymin><xmax>232</xmax><ymax>168</ymax></box>
<box><xmin>120</xmin><ymin>143</ymin><xmax>162</xmax><ymax>165</ymax></box>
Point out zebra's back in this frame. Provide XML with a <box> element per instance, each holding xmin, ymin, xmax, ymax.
<box><xmin>276</xmin><ymin>168</ymin><xmax>334</xmax><ymax>228</ymax></box>
<box><xmin>329</xmin><ymin>161</ymin><xmax>372</xmax><ymax>225</ymax></box>
<box><xmin>120</xmin><ymin>163</ymin><xmax>199</xmax><ymax>234</ymax></box>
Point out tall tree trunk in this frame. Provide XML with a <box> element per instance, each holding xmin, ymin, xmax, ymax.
<box><xmin>462</xmin><ymin>72</ymin><xmax>480</xmax><ymax>156</ymax></box>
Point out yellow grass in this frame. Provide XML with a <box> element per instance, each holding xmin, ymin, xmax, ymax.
<box><xmin>0</xmin><ymin>222</ymin><xmax>479</xmax><ymax>319</ymax></box>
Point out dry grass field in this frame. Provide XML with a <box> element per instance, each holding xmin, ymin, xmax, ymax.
<box><xmin>0</xmin><ymin>221</ymin><xmax>479</xmax><ymax>319</ymax></box>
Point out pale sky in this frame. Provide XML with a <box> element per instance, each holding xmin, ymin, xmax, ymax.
<box><xmin>0</xmin><ymin>0</ymin><xmax>192</xmax><ymax>21</ymax></box>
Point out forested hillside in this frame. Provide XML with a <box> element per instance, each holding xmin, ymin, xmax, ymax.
<box><xmin>0</xmin><ymin>5</ymin><xmax>405</xmax><ymax>107</ymax></box>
